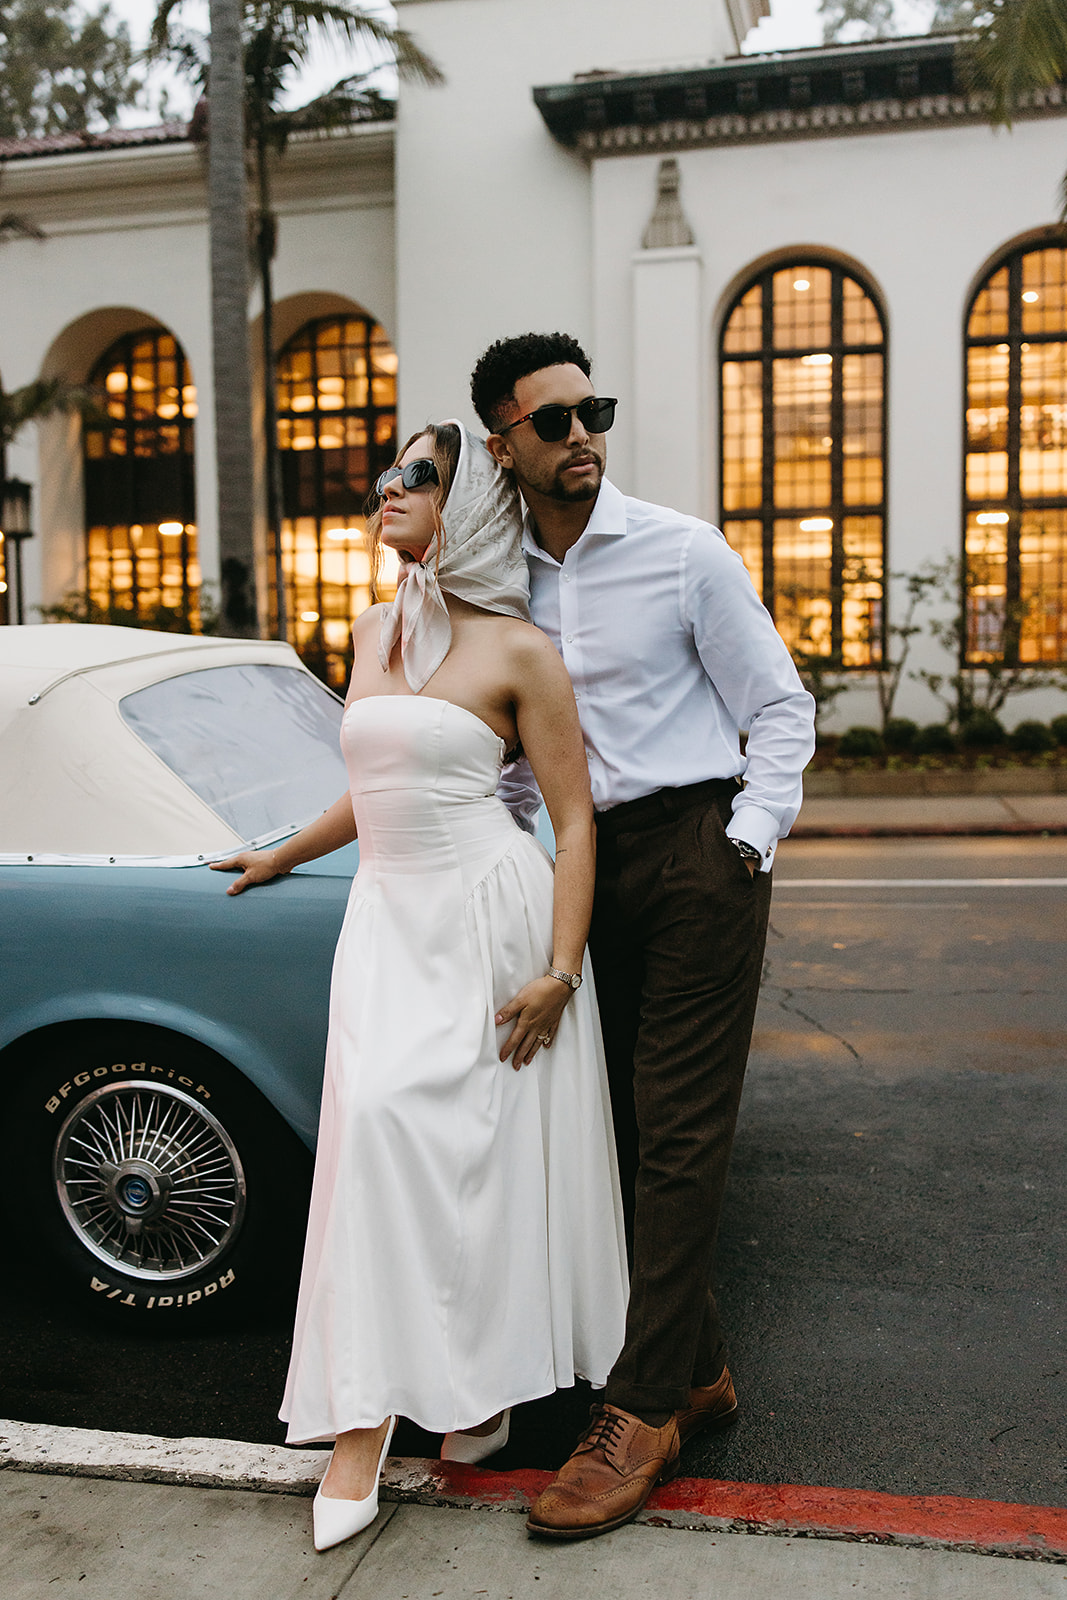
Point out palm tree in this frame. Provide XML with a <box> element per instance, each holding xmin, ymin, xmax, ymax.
<box><xmin>205</xmin><ymin>0</ymin><xmax>258</xmax><ymax>637</ymax></box>
<box><xmin>963</xmin><ymin>0</ymin><xmax>1067</xmax><ymax>215</ymax></box>
<box><xmin>151</xmin><ymin>1</ymin><xmax>441</xmax><ymax>643</ymax></box>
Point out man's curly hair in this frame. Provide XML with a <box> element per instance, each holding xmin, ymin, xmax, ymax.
<box><xmin>470</xmin><ymin>332</ymin><xmax>592</xmax><ymax>432</ymax></box>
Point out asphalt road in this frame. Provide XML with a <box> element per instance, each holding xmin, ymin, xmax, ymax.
<box><xmin>3</xmin><ymin>837</ymin><xmax>1064</xmax><ymax>1506</ymax></box>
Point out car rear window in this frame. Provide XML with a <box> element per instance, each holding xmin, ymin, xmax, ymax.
<box><xmin>120</xmin><ymin>664</ymin><xmax>347</xmax><ymax>841</ymax></box>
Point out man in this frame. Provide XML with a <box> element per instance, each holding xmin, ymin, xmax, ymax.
<box><xmin>470</xmin><ymin>332</ymin><xmax>816</xmax><ymax>1540</ymax></box>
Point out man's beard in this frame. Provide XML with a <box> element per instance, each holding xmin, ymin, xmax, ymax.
<box><xmin>544</xmin><ymin>451</ymin><xmax>605</xmax><ymax>503</ymax></box>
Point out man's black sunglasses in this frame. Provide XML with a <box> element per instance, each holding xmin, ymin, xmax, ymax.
<box><xmin>498</xmin><ymin>396</ymin><xmax>617</xmax><ymax>443</ymax></box>
<box><xmin>374</xmin><ymin>458</ymin><xmax>440</xmax><ymax>496</ymax></box>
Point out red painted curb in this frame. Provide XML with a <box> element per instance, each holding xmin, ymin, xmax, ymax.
<box><xmin>383</xmin><ymin>1461</ymin><xmax>1067</xmax><ymax>1561</ymax></box>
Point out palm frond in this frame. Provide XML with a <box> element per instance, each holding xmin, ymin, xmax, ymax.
<box><xmin>265</xmin><ymin>2</ymin><xmax>443</xmax><ymax>84</ymax></box>
<box><xmin>0</xmin><ymin>380</ymin><xmax>99</xmax><ymax>450</ymax></box>
<box><xmin>149</xmin><ymin>0</ymin><xmax>188</xmax><ymax>56</ymax></box>
<box><xmin>287</xmin><ymin>73</ymin><xmax>394</xmax><ymax>131</ymax></box>
<box><xmin>0</xmin><ymin>214</ymin><xmax>45</xmax><ymax>242</ymax></box>
<box><xmin>962</xmin><ymin>0</ymin><xmax>1067</xmax><ymax>125</ymax></box>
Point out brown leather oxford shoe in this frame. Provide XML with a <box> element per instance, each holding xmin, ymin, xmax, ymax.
<box><xmin>526</xmin><ymin>1405</ymin><xmax>680</xmax><ymax>1540</ymax></box>
<box><xmin>675</xmin><ymin>1367</ymin><xmax>738</xmax><ymax>1446</ymax></box>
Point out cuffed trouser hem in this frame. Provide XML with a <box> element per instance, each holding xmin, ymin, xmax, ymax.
<box><xmin>602</xmin><ymin>1380</ymin><xmax>688</xmax><ymax>1422</ymax></box>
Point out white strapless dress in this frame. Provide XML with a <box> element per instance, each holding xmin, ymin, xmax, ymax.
<box><xmin>280</xmin><ymin>695</ymin><xmax>628</xmax><ymax>1443</ymax></box>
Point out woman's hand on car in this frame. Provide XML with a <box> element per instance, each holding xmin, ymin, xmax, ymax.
<box><xmin>210</xmin><ymin>849</ymin><xmax>285</xmax><ymax>895</ymax></box>
<box><xmin>496</xmin><ymin>976</ymin><xmax>574</xmax><ymax>1069</ymax></box>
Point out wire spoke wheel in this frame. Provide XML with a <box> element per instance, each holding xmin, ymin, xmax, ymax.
<box><xmin>53</xmin><ymin>1082</ymin><xmax>247</xmax><ymax>1282</ymax></box>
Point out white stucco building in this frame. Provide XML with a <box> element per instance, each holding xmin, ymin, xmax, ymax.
<box><xmin>2</xmin><ymin>0</ymin><xmax>1065</xmax><ymax>724</ymax></box>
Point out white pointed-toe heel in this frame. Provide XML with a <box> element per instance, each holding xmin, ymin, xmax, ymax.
<box><xmin>313</xmin><ymin>1416</ymin><xmax>396</xmax><ymax>1552</ymax></box>
<box><xmin>440</xmin><ymin>1408</ymin><xmax>510</xmax><ymax>1465</ymax></box>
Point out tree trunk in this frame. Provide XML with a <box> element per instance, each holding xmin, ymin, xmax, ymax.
<box><xmin>208</xmin><ymin>0</ymin><xmax>258</xmax><ymax>637</ymax></box>
<box><xmin>255</xmin><ymin>136</ymin><xmax>287</xmax><ymax>642</ymax></box>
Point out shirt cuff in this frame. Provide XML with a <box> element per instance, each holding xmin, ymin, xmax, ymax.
<box><xmin>726</xmin><ymin>803</ymin><xmax>780</xmax><ymax>873</ymax></box>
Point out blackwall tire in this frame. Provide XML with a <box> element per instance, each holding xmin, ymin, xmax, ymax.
<box><xmin>7</xmin><ymin>1023</ymin><xmax>313</xmax><ymax>1328</ymax></box>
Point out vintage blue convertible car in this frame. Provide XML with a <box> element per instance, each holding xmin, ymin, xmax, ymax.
<box><xmin>1</xmin><ymin>625</ymin><xmax>359</xmax><ymax>1325</ymax></box>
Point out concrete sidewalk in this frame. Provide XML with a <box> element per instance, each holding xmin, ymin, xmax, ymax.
<box><xmin>4</xmin><ymin>1468</ymin><xmax>1066</xmax><ymax>1600</ymax></box>
<box><xmin>792</xmin><ymin>791</ymin><xmax>1067</xmax><ymax>836</ymax></box>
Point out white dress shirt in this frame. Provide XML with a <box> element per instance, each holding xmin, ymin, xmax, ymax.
<box><xmin>511</xmin><ymin>478</ymin><xmax>815</xmax><ymax>871</ymax></box>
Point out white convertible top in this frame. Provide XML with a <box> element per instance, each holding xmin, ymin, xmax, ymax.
<box><xmin>0</xmin><ymin>625</ymin><xmax>339</xmax><ymax>860</ymax></box>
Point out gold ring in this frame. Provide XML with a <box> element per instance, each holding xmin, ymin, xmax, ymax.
<box><xmin>538</xmin><ymin>1033</ymin><xmax>551</xmax><ymax>1045</ymax></box>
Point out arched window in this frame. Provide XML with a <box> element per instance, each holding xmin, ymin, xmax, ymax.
<box><xmin>276</xmin><ymin>313</ymin><xmax>398</xmax><ymax>687</ymax></box>
<box><xmin>965</xmin><ymin>244</ymin><xmax>1067</xmax><ymax>663</ymax></box>
<box><xmin>84</xmin><ymin>329</ymin><xmax>199</xmax><ymax>626</ymax></box>
<box><xmin>720</xmin><ymin>261</ymin><xmax>886</xmax><ymax>667</ymax></box>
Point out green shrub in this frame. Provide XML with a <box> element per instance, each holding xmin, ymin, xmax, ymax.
<box><xmin>838</xmin><ymin>725</ymin><xmax>885</xmax><ymax>758</ymax></box>
<box><xmin>1051</xmin><ymin>714</ymin><xmax>1067</xmax><ymax>747</ymax></box>
<box><xmin>883</xmin><ymin>717</ymin><xmax>918</xmax><ymax>752</ymax></box>
<box><xmin>914</xmin><ymin>722</ymin><xmax>956</xmax><ymax>755</ymax></box>
<box><xmin>958</xmin><ymin>711</ymin><xmax>1006</xmax><ymax>748</ymax></box>
<box><xmin>1009</xmin><ymin>720</ymin><xmax>1055</xmax><ymax>754</ymax></box>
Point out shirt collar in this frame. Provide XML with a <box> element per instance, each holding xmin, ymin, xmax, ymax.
<box><xmin>521</xmin><ymin>477</ymin><xmax>628</xmax><ymax>564</ymax></box>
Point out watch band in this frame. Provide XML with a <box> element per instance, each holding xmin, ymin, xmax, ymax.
<box><xmin>547</xmin><ymin>966</ymin><xmax>583</xmax><ymax>991</ymax></box>
<box><xmin>730</xmin><ymin>837</ymin><xmax>762</xmax><ymax>866</ymax></box>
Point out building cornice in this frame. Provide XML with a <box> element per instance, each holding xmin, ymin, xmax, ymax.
<box><xmin>534</xmin><ymin>35</ymin><xmax>1067</xmax><ymax>156</ymax></box>
<box><xmin>0</xmin><ymin>123</ymin><xmax>394</xmax><ymax>233</ymax></box>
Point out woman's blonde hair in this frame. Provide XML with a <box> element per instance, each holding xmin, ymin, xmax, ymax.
<box><xmin>367</xmin><ymin>423</ymin><xmax>461</xmax><ymax>601</ymax></box>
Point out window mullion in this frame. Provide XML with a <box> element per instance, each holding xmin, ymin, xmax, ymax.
<box><xmin>829</xmin><ymin>269</ymin><xmax>845</xmax><ymax>663</ymax></box>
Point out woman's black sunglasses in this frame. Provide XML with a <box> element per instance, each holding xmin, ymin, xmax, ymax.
<box><xmin>374</xmin><ymin>458</ymin><xmax>440</xmax><ymax>496</ymax></box>
<box><xmin>498</xmin><ymin>396</ymin><xmax>617</xmax><ymax>443</ymax></box>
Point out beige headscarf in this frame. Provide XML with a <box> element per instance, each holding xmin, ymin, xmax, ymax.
<box><xmin>377</xmin><ymin>420</ymin><xmax>529</xmax><ymax>692</ymax></box>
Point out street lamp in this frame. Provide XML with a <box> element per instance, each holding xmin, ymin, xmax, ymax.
<box><xmin>1</xmin><ymin>477</ymin><xmax>33</xmax><ymax>626</ymax></box>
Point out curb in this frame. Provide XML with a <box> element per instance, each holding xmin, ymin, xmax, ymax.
<box><xmin>2</xmin><ymin>1419</ymin><xmax>1065</xmax><ymax>1562</ymax></box>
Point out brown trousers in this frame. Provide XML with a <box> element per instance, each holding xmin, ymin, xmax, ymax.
<box><xmin>590</xmin><ymin>779</ymin><xmax>772</xmax><ymax>1421</ymax></box>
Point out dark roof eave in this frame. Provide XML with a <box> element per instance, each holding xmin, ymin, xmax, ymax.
<box><xmin>534</xmin><ymin>34</ymin><xmax>1067</xmax><ymax>152</ymax></box>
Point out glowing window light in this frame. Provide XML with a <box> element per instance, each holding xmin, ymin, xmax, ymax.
<box><xmin>105</xmin><ymin>370</ymin><xmax>128</xmax><ymax>393</ymax></box>
<box><xmin>1021</xmin><ymin>291</ymin><xmax>1040</xmax><ymax>303</ymax></box>
<box><xmin>801</xmin><ymin>353</ymin><xmax>832</xmax><ymax>366</ymax></box>
<box><xmin>976</xmin><ymin>511</ymin><xmax>1010</xmax><ymax>525</ymax></box>
<box><xmin>159</xmin><ymin>521</ymin><xmax>184</xmax><ymax>536</ymax></box>
<box><xmin>799</xmin><ymin>517</ymin><xmax>834</xmax><ymax>532</ymax></box>
<box><xmin>793</xmin><ymin>278</ymin><xmax>811</xmax><ymax>291</ymax></box>
<box><xmin>326</xmin><ymin>526</ymin><xmax>363</xmax><ymax>541</ymax></box>
<box><xmin>300</xmin><ymin>610</ymin><xmax>320</xmax><ymax>623</ymax></box>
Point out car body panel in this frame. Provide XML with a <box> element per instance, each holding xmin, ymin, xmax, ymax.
<box><xmin>0</xmin><ymin>843</ymin><xmax>360</xmax><ymax>1148</ymax></box>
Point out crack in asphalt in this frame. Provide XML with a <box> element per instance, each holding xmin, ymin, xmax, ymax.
<box><xmin>764</xmin><ymin>978</ymin><xmax>864</xmax><ymax>1062</ymax></box>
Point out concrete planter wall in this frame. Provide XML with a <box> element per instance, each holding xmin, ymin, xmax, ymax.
<box><xmin>804</xmin><ymin>767</ymin><xmax>1067</xmax><ymax>798</ymax></box>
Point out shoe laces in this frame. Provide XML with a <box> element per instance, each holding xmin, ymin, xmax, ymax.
<box><xmin>580</xmin><ymin>1407</ymin><xmax>628</xmax><ymax>1458</ymax></box>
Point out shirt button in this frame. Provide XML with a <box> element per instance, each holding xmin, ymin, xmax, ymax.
<box><xmin>563</xmin><ymin>574</ymin><xmax>571</xmax><ymax>582</ymax></box>
<box><xmin>565</xmin><ymin>635</ymin><xmax>573</xmax><ymax>643</ymax></box>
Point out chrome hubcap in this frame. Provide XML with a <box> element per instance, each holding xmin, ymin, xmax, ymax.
<box><xmin>54</xmin><ymin>1081</ymin><xmax>247</xmax><ymax>1281</ymax></box>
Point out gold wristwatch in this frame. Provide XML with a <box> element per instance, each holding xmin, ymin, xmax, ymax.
<box><xmin>547</xmin><ymin>967</ymin><xmax>583</xmax><ymax>991</ymax></box>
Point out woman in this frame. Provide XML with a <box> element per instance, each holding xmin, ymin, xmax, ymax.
<box><xmin>213</xmin><ymin>422</ymin><xmax>627</xmax><ymax>1551</ymax></box>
